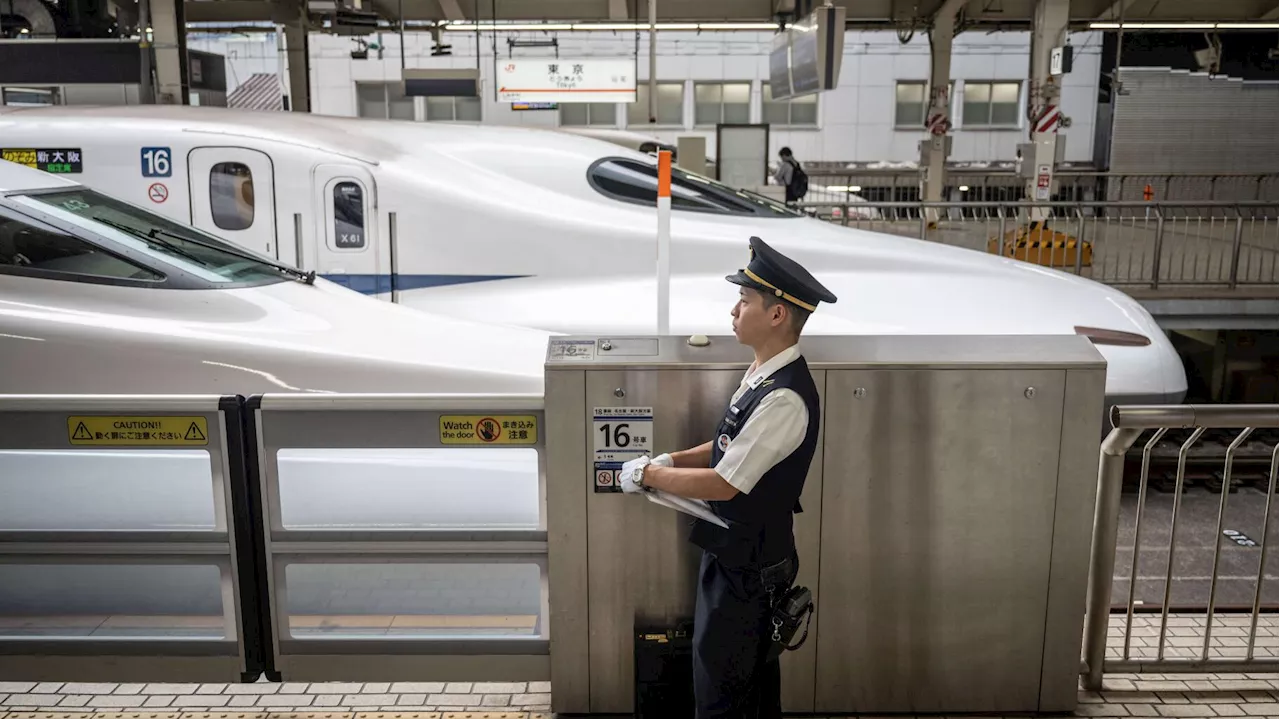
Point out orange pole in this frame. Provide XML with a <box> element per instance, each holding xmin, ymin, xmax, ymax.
<box><xmin>657</xmin><ymin>150</ymin><xmax>672</xmax><ymax>334</ymax></box>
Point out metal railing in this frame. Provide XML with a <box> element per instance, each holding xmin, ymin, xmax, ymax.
<box><xmin>794</xmin><ymin>200</ymin><xmax>1279</xmax><ymax>289</ymax></box>
<box><xmin>802</xmin><ymin>170</ymin><xmax>1279</xmax><ymax>206</ymax></box>
<box><xmin>1082</xmin><ymin>404</ymin><xmax>1279</xmax><ymax>690</ymax></box>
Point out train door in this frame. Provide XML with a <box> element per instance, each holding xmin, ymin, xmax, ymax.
<box><xmin>311</xmin><ymin>164</ymin><xmax>388</xmax><ymax>299</ymax></box>
<box><xmin>187</xmin><ymin>147</ymin><xmax>279</xmax><ymax>258</ymax></box>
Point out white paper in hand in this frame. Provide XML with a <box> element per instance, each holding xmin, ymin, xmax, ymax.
<box><xmin>645</xmin><ymin>490</ymin><xmax>728</xmax><ymax>529</ymax></box>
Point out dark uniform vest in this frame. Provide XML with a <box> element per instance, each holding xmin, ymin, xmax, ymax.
<box><xmin>689</xmin><ymin>355</ymin><xmax>821</xmax><ymax>569</ymax></box>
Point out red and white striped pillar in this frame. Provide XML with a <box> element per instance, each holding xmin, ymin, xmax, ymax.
<box><xmin>1025</xmin><ymin>0</ymin><xmax>1070</xmax><ymax>223</ymax></box>
<box><xmin>921</xmin><ymin>0</ymin><xmax>966</xmax><ymax>206</ymax></box>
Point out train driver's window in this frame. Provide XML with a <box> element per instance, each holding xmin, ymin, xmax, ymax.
<box><xmin>587</xmin><ymin>157</ymin><xmax>802</xmax><ymax>217</ymax></box>
<box><xmin>331</xmin><ymin>181</ymin><xmax>366</xmax><ymax>250</ymax></box>
<box><xmin>0</xmin><ymin>212</ymin><xmax>161</xmax><ymax>281</ymax></box>
<box><xmin>210</xmin><ymin>162</ymin><xmax>255</xmax><ymax>231</ymax></box>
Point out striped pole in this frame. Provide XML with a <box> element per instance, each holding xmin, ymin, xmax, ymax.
<box><xmin>657</xmin><ymin>150</ymin><xmax>672</xmax><ymax>335</ymax></box>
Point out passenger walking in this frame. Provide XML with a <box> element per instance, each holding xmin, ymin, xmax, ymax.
<box><xmin>772</xmin><ymin>147</ymin><xmax>808</xmax><ymax>204</ymax></box>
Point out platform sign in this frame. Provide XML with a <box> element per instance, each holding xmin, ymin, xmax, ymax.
<box><xmin>1035</xmin><ymin>163</ymin><xmax>1052</xmax><ymax>201</ymax></box>
<box><xmin>1</xmin><ymin>148</ymin><xmax>82</xmax><ymax>174</ymax></box>
<box><xmin>592</xmin><ymin>406</ymin><xmax>653</xmax><ymax>493</ymax></box>
<box><xmin>547</xmin><ymin>339</ymin><xmax>596</xmax><ymax>362</ymax></box>
<box><xmin>141</xmin><ymin>147</ymin><xmax>172</xmax><ymax>177</ymax></box>
<box><xmin>439</xmin><ymin>415</ymin><xmax>538</xmax><ymax>444</ymax></box>
<box><xmin>498</xmin><ymin>59</ymin><xmax>635</xmax><ymax>104</ymax></box>
<box><xmin>68</xmin><ymin>416</ymin><xmax>209</xmax><ymax>446</ymax></box>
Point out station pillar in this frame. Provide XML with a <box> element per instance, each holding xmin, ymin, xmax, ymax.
<box><xmin>147</xmin><ymin>0</ymin><xmax>188</xmax><ymax>103</ymax></box>
<box><xmin>282</xmin><ymin>17</ymin><xmax>312</xmax><ymax>113</ymax></box>
<box><xmin>921</xmin><ymin>1</ymin><xmax>961</xmax><ymax>206</ymax></box>
<box><xmin>1024</xmin><ymin>0</ymin><xmax>1070</xmax><ymax>222</ymax></box>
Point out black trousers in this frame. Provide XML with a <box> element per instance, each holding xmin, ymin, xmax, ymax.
<box><xmin>692</xmin><ymin>549</ymin><xmax>797</xmax><ymax>719</ymax></box>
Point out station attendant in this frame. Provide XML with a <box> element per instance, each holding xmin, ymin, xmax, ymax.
<box><xmin>618</xmin><ymin>235</ymin><xmax>837</xmax><ymax>719</ymax></box>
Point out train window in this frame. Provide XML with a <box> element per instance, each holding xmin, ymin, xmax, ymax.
<box><xmin>14</xmin><ymin>189</ymin><xmax>288</xmax><ymax>285</ymax></box>
<box><xmin>332</xmin><ymin>181</ymin><xmax>366</xmax><ymax>250</ymax></box>
<box><xmin>0</xmin><ymin>212</ymin><xmax>161</xmax><ymax>281</ymax></box>
<box><xmin>587</xmin><ymin>157</ymin><xmax>802</xmax><ymax>218</ymax></box>
<box><xmin>210</xmin><ymin>162</ymin><xmax>255</xmax><ymax>231</ymax></box>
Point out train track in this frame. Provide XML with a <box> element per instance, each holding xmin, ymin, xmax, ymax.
<box><xmin>1122</xmin><ymin>428</ymin><xmax>1278</xmax><ymax>493</ymax></box>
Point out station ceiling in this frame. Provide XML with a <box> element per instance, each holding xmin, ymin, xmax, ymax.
<box><xmin>183</xmin><ymin>0</ymin><xmax>1280</xmax><ymax>29</ymax></box>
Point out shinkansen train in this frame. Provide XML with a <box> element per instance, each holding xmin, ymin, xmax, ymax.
<box><xmin>0</xmin><ymin>159</ymin><xmax>549</xmax><ymax>395</ymax></box>
<box><xmin>0</xmin><ymin>105</ymin><xmax>1187</xmax><ymax>405</ymax></box>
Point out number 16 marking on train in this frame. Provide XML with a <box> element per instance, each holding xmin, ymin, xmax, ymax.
<box><xmin>141</xmin><ymin>147</ymin><xmax>172</xmax><ymax>177</ymax></box>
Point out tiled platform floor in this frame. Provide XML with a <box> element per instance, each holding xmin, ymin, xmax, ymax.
<box><xmin>1</xmin><ymin>615</ymin><xmax>1275</xmax><ymax>717</ymax></box>
<box><xmin>1104</xmin><ymin>614</ymin><xmax>1279</xmax><ymax>661</ymax></box>
<box><xmin>0</xmin><ymin>674</ymin><xmax>1275</xmax><ymax>718</ymax></box>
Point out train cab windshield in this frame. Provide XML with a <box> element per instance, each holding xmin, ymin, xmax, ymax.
<box><xmin>587</xmin><ymin>157</ymin><xmax>803</xmax><ymax>218</ymax></box>
<box><xmin>11</xmin><ymin>189</ymin><xmax>293</xmax><ymax>285</ymax></box>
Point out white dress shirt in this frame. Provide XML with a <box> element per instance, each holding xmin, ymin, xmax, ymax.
<box><xmin>712</xmin><ymin>344</ymin><xmax>810</xmax><ymax>495</ymax></box>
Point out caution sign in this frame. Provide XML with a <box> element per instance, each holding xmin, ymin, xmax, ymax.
<box><xmin>67</xmin><ymin>416</ymin><xmax>210</xmax><ymax>446</ymax></box>
<box><xmin>440</xmin><ymin>415</ymin><xmax>538</xmax><ymax>445</ymax></box>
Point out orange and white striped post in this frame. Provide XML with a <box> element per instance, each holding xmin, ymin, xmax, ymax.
<box><xmin>657</xmin><ymin>150</ymin><xmax>672</xmax><ymax>335</ymax></box>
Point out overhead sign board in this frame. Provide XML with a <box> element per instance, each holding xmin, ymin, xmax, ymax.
<box><xmin>768</xmin><ymin>4</ymin><xmax>846</xmax><ymax>101</ymax></box>
<box><xmin>497</xmin><ymin>59</ymin><xmax>635</xmax><ymax>103</ymax></box>
<box><xmin>1050</xmin><ymin>46</ymin><xmax>1073</xmax><ymax>76</ymax></box>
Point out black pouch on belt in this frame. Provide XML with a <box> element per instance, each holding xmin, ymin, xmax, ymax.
<box><xmin>766</xmin><ymin>584</ymin><xmax>814</xmax><ymax>663</ymax></box>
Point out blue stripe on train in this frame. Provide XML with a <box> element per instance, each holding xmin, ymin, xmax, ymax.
<box><xmin>319</xmin><ymin>274</ymin><xmax>529</xmax><ymax>295</ymax></box>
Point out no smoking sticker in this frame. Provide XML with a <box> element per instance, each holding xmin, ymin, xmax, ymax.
<box><xmin>148</xmin><ymin>182</ymin><xmax>169</xmax><ymax>203</ymax></box>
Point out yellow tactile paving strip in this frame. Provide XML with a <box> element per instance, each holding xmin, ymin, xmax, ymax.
<box><xmin>5</xmin><ymin>711</ymin><xmax>555</xmax><ymax>716</ymax></box>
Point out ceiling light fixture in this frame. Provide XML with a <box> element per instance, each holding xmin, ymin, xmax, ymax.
<box><xmin>1089</xmin><ymin>21</ymin><xmax>1279</xmax><ymax>29</ymax></box>
<box><xmin>441</xmin><ymin>21</ymin><xmax>786</xmax><ymax>32</ymax></box>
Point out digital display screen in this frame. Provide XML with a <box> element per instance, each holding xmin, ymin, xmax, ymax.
<box><xmin>768</xmin><ymin>32</ymin><xmax>793</xmax><ymax>99</ymax></box>
<box><xmin>1</xmin><ymin>147</ymin><xmax>83</xmax><ymax>174</ymax></box>
<box><xmin>788</xmin><ymin>17</ymin><xmax>822</xmax><ymax>96</ymax></box>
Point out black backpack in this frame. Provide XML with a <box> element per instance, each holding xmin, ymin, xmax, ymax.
<box><xmin>787</xmin><ymin>159</ymin><xmax>809</xmax><ymax>198</ymax></box>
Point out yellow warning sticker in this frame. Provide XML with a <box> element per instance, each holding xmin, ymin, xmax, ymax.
<box><xmin>68</xmin><ymin>416</ymin><xmax>210</xmax><ymax>446</ymax></box>
<box><xmin>439</xmin><ymin>415</ymin><xmax>538</xmax><ymax>445</ymax></box>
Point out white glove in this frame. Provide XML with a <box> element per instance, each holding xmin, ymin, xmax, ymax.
<box><xmin>651</xmin><ymin>453</ymin><xmax>674</xmax><ymax>468</ymax></box>
<box><xmin>619</xmin><ymin>455</ymin><xmax>652</xmax><ymax>494</ymax></box>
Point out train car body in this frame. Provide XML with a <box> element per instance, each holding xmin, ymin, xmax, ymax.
<box><xmin>0</xmin><ymin>159</ymin><xmax>549</xmax><ymax>396</ymax></box>
<box><xmin>0</xmin><ymin>105</ymin><xmax>1187</xmax><ymax>405</ymax></box>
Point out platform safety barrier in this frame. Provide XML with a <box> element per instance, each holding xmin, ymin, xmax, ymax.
<box><xmin>246</xmin><ymin>394</ymin><xmax>549</xmax><ymax>682</ymax></box>
<box><xmin>0</xmin><ymin>393</ymin><xmax>1274</xmax><ymax>690</ymax></box>
<box><xmin>0</xmin><ymin>396</ymin><xmax>263</xmax><ymax>682</ymax></box>
<box><xmin>1083</xmin><ymin>404</ymin><xmax>1279</xmax><ymax>690</ymax></box>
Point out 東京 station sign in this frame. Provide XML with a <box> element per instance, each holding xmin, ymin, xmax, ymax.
<box><xmin>497</xmin><ymin>59</ymin><xmax>636</xmax><ymax>103</ymax></box>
